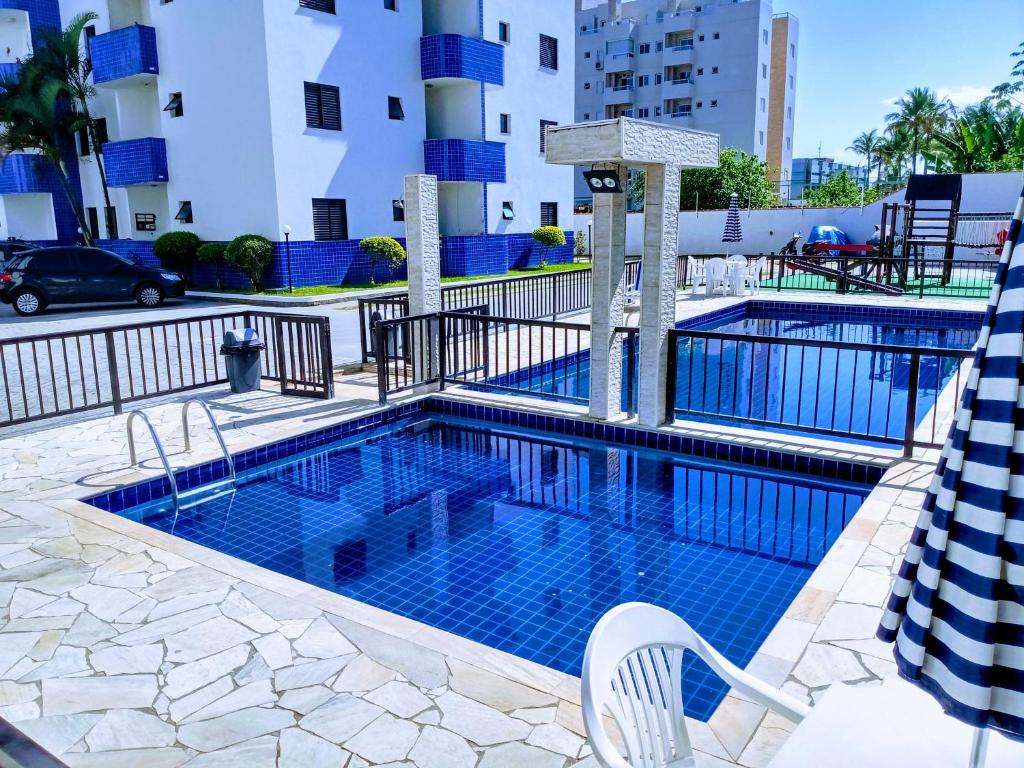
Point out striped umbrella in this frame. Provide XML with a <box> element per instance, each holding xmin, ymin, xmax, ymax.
<box><xmin>877</xmin><ymin>185</ymin><xmax>1024</xmax><ymax>766</ymax></box>
<box><xmin>722</xmin><ymin>192</ymin><xmax>743</xmax><ymax>246</ymax></box>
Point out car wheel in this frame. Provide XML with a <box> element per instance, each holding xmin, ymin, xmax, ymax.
<box><xmin>135</xmin><ymin>284</ymin><xmax>165</xmax><ymax>308</ymax></box>
<box><xmin>12</xmin><ymin>289</ymin><xmax>44</xmax><ymax>316</ymax></box>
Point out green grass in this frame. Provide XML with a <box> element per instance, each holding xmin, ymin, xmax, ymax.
<box><xmin>193</xmin><ymin>262</ymin><xmax>591</xmax><ymax>298</ymax></box>
<box><xmin>760</xmin><ymin>273</ymin><xmax>992</xmax><ymax>298</ymax></box>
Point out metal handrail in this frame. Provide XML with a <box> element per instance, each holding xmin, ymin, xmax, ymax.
<box><xmin>126</xmin><ymin>410</ymin><xmax>179</xmax><ymax>504</ymax></box>
<box><xmin>181</xmin><ymin>399</ymin><xmax>236</xmax><ymax>487</ymax></box>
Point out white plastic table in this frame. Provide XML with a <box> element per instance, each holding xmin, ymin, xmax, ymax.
<box><xmin>768</xmin><ymin>678</ymin><xmax>1024</xmax><ymax>767</ymax></box>
<box><xmin>726</xmin><ymin>261</ymin><xmax>747</xmax><ymax>295</ymax></box>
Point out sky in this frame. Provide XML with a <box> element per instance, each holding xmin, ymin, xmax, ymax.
<box><xmin>778</xmin><ymin>0</ymin><xmax>1024</xmax><ymax>165</ymax></box>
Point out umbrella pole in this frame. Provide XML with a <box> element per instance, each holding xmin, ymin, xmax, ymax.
<box><xmin>969</xmin><ymin>728</ymin><xmax>989</xmax><ymax>768</ymax></box>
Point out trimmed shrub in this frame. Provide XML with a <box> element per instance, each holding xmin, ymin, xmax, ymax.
<box><xmin>573</xmin><ymin>230</ymin><xmax>587</xmax><ymax>258</ymax></box>
<box><xmin>196</xmin><ymin>242</ymin><xmax>227</xmax><ymax>290</ymax></box>
<box><xmin>532</xmin><ymin>226</ymin><xmax>566</xmax><ymax>267</ymax></box>
<box><xmin>153</xmin><ymin>231</ymin><xmax>201</xmax><ymax>276</ymax></box>
<box><xmin>225</xmin><ymin>234</ymin><xmax>273</xmax><ymax>292</ymax></box>
<box><xmin>359</xmin><ymin>237</ymin><xmax>406</xmax><ymax>283</ymax></box>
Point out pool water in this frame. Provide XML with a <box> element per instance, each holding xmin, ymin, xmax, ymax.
<box><xmin>112</xmin><ymin>417</ymin><xmax>872</xmax><ymax>720</ymax></box>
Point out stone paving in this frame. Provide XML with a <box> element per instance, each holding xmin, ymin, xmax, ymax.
<box><xmin>0</xmin><ymin>290</ymin><xmax>1002</xmax><ymax>767</ymax></box>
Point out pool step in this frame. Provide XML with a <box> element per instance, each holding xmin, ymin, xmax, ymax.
<box><xmin>176</xmin><ymin>478</ymin><xmax>236</xmax><ymax>511</ymax></box>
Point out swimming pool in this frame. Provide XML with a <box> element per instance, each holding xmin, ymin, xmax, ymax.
<box><xmin>490</xmin><ymin>302</ymin><xmax>982</xmax><ymax>442</ymax></box>
<box><xmin>91</xmin><ymin>399</ymin><xmax>878</xmax><ymax>721</ymax></box>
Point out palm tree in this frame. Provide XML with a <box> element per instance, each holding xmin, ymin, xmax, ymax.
<box><xmin>926</xmin><ymin>102</ymin><xmax>1024</xmax><ymax>172</ymax></box>
<box><xmin>0</xmin><ymin>64</ymin><xmax>94</xmax><ymax>243</ymax></box>
<box><xmin>885</xmin><ymin>87</ymin><xmax>951</xmax><ymax>174</ymax></box>
<box><xmin>877</xmin><ymin>127</ymin><xmax>913</xmax><ymax>182</ymax></box>
<box><xmin>32</xmin><ymin>12</ymin><xmax>114</xmax><ymax>238</ymax></box>
<box><xmin>848</xmin><ymin>129</ymin><xmax>882</xmax><ymax>185</ymax></box>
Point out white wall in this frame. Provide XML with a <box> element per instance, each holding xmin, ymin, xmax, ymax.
<box><xmin>0</xmin><ymin>10</ymin><xmax>32</xmax><ymax>64</ymax></box>
<box><xmin>1</xmin><ymin>195</ymin><xmax>57</xmax><ymax>241</ymax></box>
<box><xmin>485</xmin><ymin>0</ymin><xmax>575</xmax><ymax>234</ymax></box>
<box><xmin>575</xmin><ymin>172</ymin><xmax>1024</xmax><ymax>256</ymax></box>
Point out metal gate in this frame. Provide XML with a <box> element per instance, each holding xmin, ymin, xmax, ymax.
<box><xmin>272</xmin><ymin>315</ymin><xmax>334</xmax><ymax>399</ymax></box>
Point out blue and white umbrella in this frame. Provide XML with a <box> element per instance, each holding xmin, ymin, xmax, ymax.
<box><xmin>877</xmin><ymin>186</ymin><xmax>1024</xmax><ymax>765</ymax></box>
<box><xmin>722</xmin><ymin>192</ymin><xmax>743</xmax><ymax>246</ymax></box>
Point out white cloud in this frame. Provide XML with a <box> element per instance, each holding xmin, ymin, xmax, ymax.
<box><xmin>936</xmin><ymin>85</ymin><xmax>992</xmax><ymax>106</ymax></box>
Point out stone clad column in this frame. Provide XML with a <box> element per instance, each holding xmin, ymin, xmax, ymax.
<box><xmin>404</xmin><ymin>175</ymin><xmax>440</xmax><ymax>385</ymax></box>
<box><xmin>588</xmin><ymin>166</ymin><xmax>628</xmax><ymax>420</ymax></box>
<box><xmin>638</xmin><ymin>163</ymin><xmax>682</xmax><ymax>427</ymax></box>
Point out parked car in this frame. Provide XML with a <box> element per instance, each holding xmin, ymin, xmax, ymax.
<box><xmin>0</xmin><ymin>247</ymin><xmax>185</xmax><ymax>316</ymax></box>
<box><xmin>0</xmin><ymin>239</ymin><xmax>42</xmax><ymax>266</ymax></box>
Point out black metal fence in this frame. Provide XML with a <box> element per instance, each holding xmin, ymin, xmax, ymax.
<box><xmin>0</xmin><ymin>311</ymin><xmax>334</xmax><ymax>428</ymax></box>
<box><xmin>665</xmin><ymin>328</ymin><xmax>974</xmax><ymax>454</ymax></box>
<box><xmin>373</xmin><ymin>309</ymin><xmax>639</xmax><ymax>417</ymax></box>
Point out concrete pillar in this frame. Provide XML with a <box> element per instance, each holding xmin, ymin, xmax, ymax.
<box><xmin>404</xmin><ymin>174</ymin><xmax>441</xmax><ymax>385</ymax></box>
<box><xmin>588</xmin><ymin>166</ymin><xmax>628</xmax><ymax>420</ymax></box>
<box><xmin>405</xmin><ymin>174</ymin><xmax>440</xmax><ymax>316</ymax></box>
<box><xmin>638</xmin><ymin>163</ymin><xmax>682</xmax><ymax>427</ymax></box>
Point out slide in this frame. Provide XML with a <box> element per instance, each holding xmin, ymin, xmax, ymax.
<box><xmin>784</xmin><ymin>259</ymin><xmax>904</xmax><ymax>296</ymax></box>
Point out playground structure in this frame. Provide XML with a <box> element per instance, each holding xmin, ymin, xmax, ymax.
<box><xmin>778</xmin><ymin>174</ymin><xmax>1011</xmax><ymax>297</ymax></box>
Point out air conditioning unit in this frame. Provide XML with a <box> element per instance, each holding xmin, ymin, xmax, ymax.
<box><xmin>596</xmin><ymin>62</ymin><xmax>604</xmax><ymax>70</ymax></box>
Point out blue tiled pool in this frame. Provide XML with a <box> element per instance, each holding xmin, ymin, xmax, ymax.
<box><xmin>93</xmin><ymin>401</ymin><xmax>876</xmax><ymax>721</ymax></box>
<box><xmin>493</xmin><ymin>302</ymin><xmax>983</xmax><ymax>442</ymax></box>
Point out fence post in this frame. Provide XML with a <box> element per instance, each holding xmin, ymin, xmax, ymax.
<box><xmin>438</xmin><ymin>314</ymin><xmax>447</xmax><ymax>391</ymax></box>
<box><xmin>626</xmin><ymin>331</ymin><xmax>637</xmax><ymax>419</ymax></box>
<box><xmin>664</xmin><ymin>331</ymin><xmax>678</xmax><ymax>425</ymax></box>
<box><xmin>776</xmin><ymin>259</ymin><xmax>784</xmax><ymax>292</ymax></box>
<box><xmin>357</xmin><ymin>300</ymin><xmax>369</xmax><ymax>364</ymax></box>
<box><xmin>903</xmin><ymin>352</ymin><xmax>921</xmax><ymax>457</ymax></box>
<box><xmin>320</xmin><ymin>319</ymin><xmax>334</xmax><ymax>399</ymax></box>
<box><xmin>104</xmin><ymin>331</ymin><xmax>123</xmax><ymax>415</ymax></box>
<box><xmin>551</xmin><ymin>273</ymin><xmax>558</xmax><ymax>320</ymax></box>
<box><xmin>274</xmin><ymin>317</ymin><xmax>287</xmax><ymax>395</ymax></box>
<box><xmin>374</xmin><ymin>322</ymin><xmax>388</xmax><ymax>405</ymax></box>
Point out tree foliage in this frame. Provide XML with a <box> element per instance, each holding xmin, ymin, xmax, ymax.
<box><xmin>226</xmin><ymin>235</ymin><xmax>274</xmax><ymax>292</ymax></box>
<box><xmin>678</xmin><ymin>149</ymin><xmax>776</xmax><ymax>210</ymax></box>
<box><xmin>359</xmin><ymin>237</ymin><xmax>407</xmax><ymax>271</ymax></box>
<box><xmin>802</xmin><ymin>171</ymin><xmax>880</xmax><ymax>208</ymax></box>
<box><xmin>885</xmin><ymin>87</ymin><xmax>951</xmax><ymax>175</ymax></box>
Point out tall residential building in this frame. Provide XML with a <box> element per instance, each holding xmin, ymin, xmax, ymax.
<box><xmin>0</xmin><ymin>0</ymin><xmax>574</xmax><ymax>284</ymax></box>
<box><xmin>574</xmin><ymin>0</ymin><xmax>798</xmax><ymax>200</ymax></box>
<box><xmin>790</xmin><ymin>157</ymin><xmax>870</xmax><ymax>201</ymax></box>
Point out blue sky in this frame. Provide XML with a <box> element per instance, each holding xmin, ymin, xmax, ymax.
<box><xmin>779</xmin><ymin>0</ymin><xmax>1024</xmax><ymax>165</ymax></box>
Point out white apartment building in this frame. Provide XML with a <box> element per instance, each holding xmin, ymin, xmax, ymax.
<box><xmin>0</xmin><ymin>0</ymin><xmax>575</xmax><ymax>283</ymax></box>
<box><xmin>574</xmin><ymin>0</ymin><xmax>798</xmax><ymax>199</ymax></box>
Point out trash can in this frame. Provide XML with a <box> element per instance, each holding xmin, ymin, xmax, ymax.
<box><xmin>220</xmin><ymin>328</ymin><xmax>266</xmax><ymax>394</ymax></box>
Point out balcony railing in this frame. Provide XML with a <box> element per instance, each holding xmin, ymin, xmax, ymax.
<box><xmin>91</xmin><ymin>25</ymin><xmax>159</xmax><ymax>85</ymax></box>
<box><xmin>424</xmin><ymin>139</ymin><xmax>506</xmax><ymax>184</ymax></box>
<box><xmin>0</xmin><ymin>153</ymin><xmax>57</xmax><ymax>195</ymax></box>
<box><xmin>420</xmin><ymin>34</ymin><xmax>504</xmax><ymax>86</ymax></box>
<box><xmin>611</xmin><ymin>81</ymin><xmax>635</xmax><ymax>91</ymax></box>
<box><xmin>103</xmin><ymin>138</ymin><xmax>169</xmax><ymax>186</ymax></box>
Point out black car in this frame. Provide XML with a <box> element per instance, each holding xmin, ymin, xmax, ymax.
<box><xmin>0</xmin><ymin>247</ymin><xmax>185</xmax><ymax>316</ymax></box>
<box><xmin>0</xmin><ymin>239</ymin><xmax>42</xmax><ymax>266</ymax></box>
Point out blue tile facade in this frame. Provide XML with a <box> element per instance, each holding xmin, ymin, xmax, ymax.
<box><xmin>420</xmin><ymin>34</ymin><xmax>504</xmax><ymax>86</ymax></box>
<box><xmin>424</xmin><ymin>139</ymin><xmax>506</xmax><ymax>183</ymax></box>
<box><xmin>103</xmin><ymin>138</ymin><xmax>169</xmax><ymax>186</ymax></box>
<box><xmin>441</xmin><ymin>232</ymin><xmax>574</xmax><ymax>276</ymax></box>
<box><xmin>0</xmin><ymin>62</ymin><xmax>21</xmax><ymax>81</ymax></box>
<box><xmin>0</xmin><ymin>0</ymin><xmax>59</xmax><ymax>30</ymax></box>
<box><xmin>90</xmin><ymin>24</ymin><xmax>159</xmax><ymax>85</ymax></box>
<box><xmin>96</xmin><ymin>238</ymin><xmax>159</xmax><ymax>267</ymax></box>
<box><xmin>0</xmin><ymin>153</ymin><xmax>57</xmax><ymax>194</ymax></box>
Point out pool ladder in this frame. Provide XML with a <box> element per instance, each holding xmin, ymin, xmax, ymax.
<box><xmin>126</xmin><ymin>399</ymin><xmax>237</xmax><ymax>510</ymax></box>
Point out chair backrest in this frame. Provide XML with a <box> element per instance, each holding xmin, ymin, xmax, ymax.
<box><xmin>705</xmin><ymin>258</ymin><xmax>727</xmax><ymax>280</ymax></box>
<box><xmin>687</xmin><ymin>256</ymin><xmax>705</xmax><ymax>277</ymax></box>
<box><xmin>727</xmin><ymin>254</ymin><xmax>747</xmax><ymax>264</ymax></box>
<box><xmin>582</xmin><ymin>603</ymin><xmax>810</xmax><ymax>768</ymax></box>
<box><xmin>748</xmin><ymin>256</ymin><xmax>768</xmax><ymax>275</ymax></box>
<box><xmin>629</xmin><ymin>263</ymin><xmax>643</xmax><ymax>293</ymax></box>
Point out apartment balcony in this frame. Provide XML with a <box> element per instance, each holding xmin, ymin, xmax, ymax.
<box><xmin>424</xmin><ymin>139</ymin><xmax>505</xmax><ymax>184</ymax></box>
<box><xmin>603</xmin><ymin>51</ymin><xmax>635</xmax><ymax>74</ymax></box>
<box><xmin>662</xmin><ymin>77</ymin><xmax>695</xmax><ymax>98</ymax></box>
<box><xmin>603</xmin><ymin>83</ymin><xmax>635</xmax><ymax>106</ymax></box>
<box><xmin>103</xmin><ymin>138</ymin><xmax>168</xmax><ymax>187</ymax></box>
<box><xmin>0</xmin><ymin>153</ymin><xmax>55</xmax><ymax>195</ymax></box>
<box><xmin>663</xmin><ymin>11</ymin><xmax>697</xmax><ymax>32</ymax></box>
<box><xmin>90</xmin><ymin>25</ymin><xmax>159</xmax><ymax>86</ymax></box>
<box><xmin>662</xmin><ymin>44</ymin><xmax>694</xmax><ymax>65</ymax></box>
<box><xmin>421</xmin><ymin>34</ymin><xmax>504</xmax><ymax>87</ymax></box>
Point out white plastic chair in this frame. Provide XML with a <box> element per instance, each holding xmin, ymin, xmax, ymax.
<box><xmin>704</xmin><ymin>258</ymin><xmax>728</xmax><ymax>295</ymax></box>
<box><xmin>744</xmin><ymin>256</ymin><xmax>767</xmax><ymax>294</ymax></box>
<box><xmin>686</xmin><ymin>257</ymin><xmax>706</xmax><ymax>295</ymax></box>
<box><xmin>726</xmin><ymin>254</ymin><xmax>747</xmax><ymax>264</ymax></box>
<box><xmin>582</xmin><ymin>603</ymin><xmax>811</xmax><ymax>768</ymax></box>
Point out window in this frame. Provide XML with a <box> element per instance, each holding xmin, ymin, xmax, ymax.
<box><xmin>696</xmin><ymin>68</ymin><xmax>703</xmax><ymax>76</ymax></box>
<box><xmin>175</xmin><ymin>201</ymin><xmax>193</xmax><ymax>224</ymax></box>
<box><xmin>583</xmin><ymin>113</ymin><xmax>590</xmax><ymax>120</ymax></box>
<box><xmin>392</xmin><ymin>200</ymin><xmax>405</xmax><ymax>222</ymax></box>
<box><xmin>789</xmin><ymin>74</ymin><xmax>794</xmax><ymax>89</ymax></box>
<box><xmin>760</xmin><ymin>97</ymin><xmax>766</xmax><ymax>112</ymax></box>
<box><xmin>787</xmin><ymin>106</ymin><xmax>793</xmax><ymax>120</ymax></box>
<box><xmin>654</xmin><ymin>74</ymin><xmax>662</xmax><ymax>85</ymax></box>
<box><xmin>654</xmin><ymin>106</ymin><xmax>662</xmax><ymax>116</ymax></box>
<box><xmin>656</xmin><ymin>41</ymin><xmax>663</xmax><ymax>52</ymax></box>
<box><xmin>94</xmin><ymin>118</ymin><xmax>108</xmax><ymax>154</ymax></box>
<box><xmin>312</xmin><ymin>198</ymin><xmax>348</xmax><ymax>240</ymax></box>
<box><xmin>539</xmin><ymin>34</ymin><xmax>558</xmax><ymax>70</ymax></box>
<box><xmin>759</xmin><ymin>131</ymin><xmax>764</xmax><ymax>146</ymax></box>
<box><xmin>638</xmin><ymin>75</ymin><xmax>649</xmax><ymax>87</ymax></box>
<box><xmin>710</xmin><ymin>99</ymin><xmax>718</xmax><ymax>108</ymax></box>
<box><xmin>540</xmin><ymin>202</ymin><xmax>558</xmax><ymax>228</ymax></box>
<box><xmin>299</xmin><ymin>0</ymin><xmax>335</xmax><ymax>13</ymax></box>
<box><xmin>84</xmin><ymin>25</ymin><xmax>96</xmax><ymax>66</ymax></box>
<box><xmin>698</xmin><ymin>34</ymin><xmax>705</xmax><ymax>42</ymax></box>
<box><xmin>499</xmin><ymin>113</ymin><xmax>511</xmax><ymax>134</ymax></box>
<box><xmin>711</xmin><ymin>66</ymin><xmax>718</xmax><ymax>74</ymax></box>
<box><xmin>584</xmin><ymin>51</ymin><xmax>591</xmax><ymax>59</ymax></box>
<box><xmin>163</xmin><ymin>92</ymin><xmax>183</xmax><ymax>118</ymax></box>
<box><xmin>105</xmin><ymin>207</ymin><xmax>118</xmax><ymax>240</ymax></box>
<box><xmin>384</xmin><ymin>0</ymin><xmax>397</xmax><ymax>10</ymax></box>
<box><xmin>539</xmin><ymin>119</ymin><xmax>557</xmax><ymax>153</ymax></box>
<box><xmin>86</xmin><ymin>207</ymin><xmax>99</xmax><ymax>241</ymax></box>
<box><xmin>696</xmin><ymin>101</ymin><xmax>703</xmax><ymax>109</ymax></box>
<box><xmin>639</xmin><ymin>42</ymin><xmax>650</xmax><ymax>54</ymax></box>
<box><xmin>713</xmin><ymin>32</ymin><xmax>720</xmax><ymax>40</ymax></box>
<box><xmin>762</xmin><ymin>29</ymin><xmax>768</xmax><ymax>44</ymax></box>
<box><xmin>762</xmin><ymin>63</ymin><xmax>767</xmax><ymax>79</ymax></box>
<box><xmin>388</xmin><ymin>96</ymin><xmax>404</xmax><ymax>120</ymax></box>
<box><xmin>786</xmin><ymin>136</ymin><xmax>791</xmax><ymax>150</ymax></box>
<box><xmin>637</xmin><ymin>107</ymin><xmax>649</xmax><ymax>118</ymax></box>
<box><xmin>790</xmin><ymin>43</ymin><xmax>795</xmax><ymax>58</ymax></box>
<box><xmin>78</xmin><ymin>126</ymin><xmax>90</xmax><ymax>157</ymax></box>
<box><xmin>304</xmin><ymin>81</ymin><xmax>341</xmax><ymax>131</ymax></box>
<box><xmin>498</xmin><ymin>21</ymin><xmax>510</xmax><ymax>44</ymax></box>
<box><xmin>501</xmin><ymin>202</ymin><xmax>514</xmax><ymax>220</ymax></box>
<box><xmin>584</xmin><ymin>82</ymin><xmax>591</xmax><ymax>90</ymax></box>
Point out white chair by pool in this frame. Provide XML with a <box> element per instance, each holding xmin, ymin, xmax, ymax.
<box><xmin>745</xmin><ymin>256</ymin><xmax>768</xmax><ymax>294</ymax></box>
<box><xmin>624</xmin><ymin>263</ymin><xmax>642</xmax><ymax>313</ymax></box>
<box><xmin>582</xmin><ymin>603</ymin><xmax>810</xmax><ymax>768</ymax></box>
<box><xmin>705</xmin><ymin>257</ymin><xmax>729</xmax><ymax>295</ymax></box>
<box><xmin>687</xmin><ymin>257</ymin><xmax>707</xmax><ymax>295</ymax></box>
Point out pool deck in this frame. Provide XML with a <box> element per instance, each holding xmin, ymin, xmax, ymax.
<box><xmin>0</xmin><ymin>291</ymin><xmax>995</xmax><ymax>767</ymax></box>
